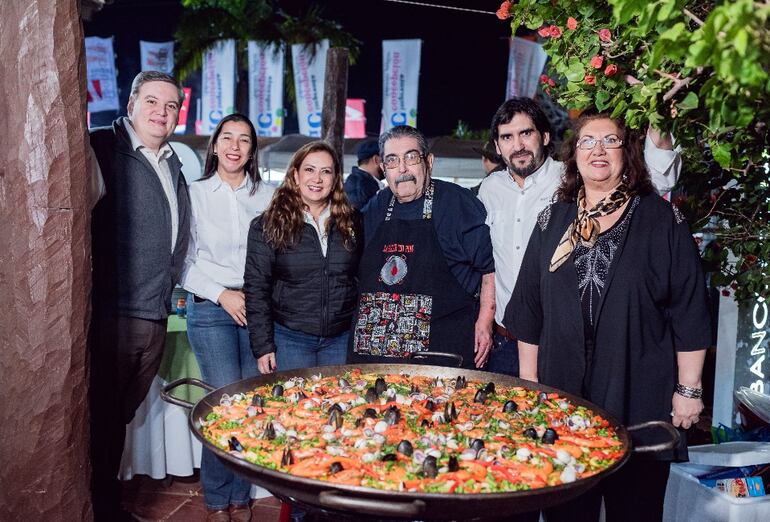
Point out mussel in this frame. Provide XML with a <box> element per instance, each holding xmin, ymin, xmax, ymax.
<box><xmin>397</xmin><ymin>440</ymin><xmax>414</xmax><ymax>457</ymax></box>
<box><xmin>365</xmin><ymin>387</ymin><xmax>379</xmax><ymax>403</ymax></box>
<box><xmin>328</xmin><ymin>461</ymin><xmax>344</xmax><ymax>475</ymax></box>
<box><xmin>537</xmin><ymin>391</ymin><xmax>548</xmax><ymax>404</ymax></box>
<box><xmin>502</xmin><ymin>400</ymin><xmax>518</xmax><ymax>413</ymax></box>
<box><xmin>328</xmin><ymin>403</ymin><xmax>344</xmax><ymax>415</ymax></box>
<box><xmin>484</xmin><ymin>382</ymin><xmax>496</xmax><ymax>394</ymax></box>
<box><xmin>280</xmin><ymin>447</ymin><xmax>295</xmax><ymax>466</ymax></box>
<box><xmin>443</xmin><ymin>401</ymin><xmax>458</xmax><ymax>422</ymax></box>
<box><xmin>338</xmin><ymin>377</ymin><xmax>350</xmax><ymax>388</ymax></box>
<box><xmin>473</xmin><ymin>389</ymin><xmax>488</xmax><ymax>404</ymax></box>
<box><xmin>262</xmin><ymin>422</ymin><xmax>276</xmax><ymax>440</ymax></box>
<box><xmin>354</xmin><ymin>417</ymin><xmax>364</xmax><ymax>428</ymax></box>
<box><xmin>523</xmin><ymin>427</ymin><xmax>539</xmax><ymax>440</ymax></box>
<box><xmin>542</xmin><ymin>428</ymin><xmax>559</xmax><ymax>444</ymax></box>
<box><xmin>251</xmin><ymin>394</ymin><xmax>264</xmax><ymax>407</ymax></box>
<box><xmin>420</xmin><ymin>418</ymin><xmax>433</xmax><ymax>428</ymax></box>
<box><xmin>410</xmin><ymin>384</ymin><xmax>420</xmax><ymax>394</ymax></box>
<box><xmin>455</xmin><ymin>375</ymin><xmax>467</xmax><ymax>390</ymax></box>
<box><xmin>424</xmin><ymin>399</ymin><xmax>436</xmax><ymax>412</ymax></box>
<box><xmin>448</xmin><ymin>455</ymin><xmax>459</xmax><ymax>472</ymax></box>
<box><xmin>271</xmin><ymin>384</ymin><xmax>284</xmax><ymax>397</ymax></box>
<box><xmin>422</xmin><ymin>455</ymin><xmax>438</xmax><ymax>478</ymax></box>
<box><xmin>383</xmin><ymin>405</ymin><xmax>401</xmax><ymax>426</ymax></box>
<box><xmin>228</xmin><ymin>436</ymin><xmax>243</xmax><ymax>452</ymax></box>
<box><xmin>470</xmin><ymin>438</ymin><xmax>485</xmax><ymax>451</ymax></box>
<box><xmin>363</xmin><ymin>407</ymin><xmax>378</xmax><ymax>419</ymax></box>
<box><xmin>381</xmin><ymin>453</ymin><xmax>398</xmax><ymax>462</ymax></box>
<box><xmin>374</xmin><ymin>377</ymin><xmax>387</xmax><ymax>396</ymax></box>
<box><xmin>328</xmin><ymin>409</ymin><xmax>343</xmax><ymax>430</ymax></box>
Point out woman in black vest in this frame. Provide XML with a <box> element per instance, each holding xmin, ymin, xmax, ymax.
<box><xmin>245</xmin><ymin>141</ymin><xmax>361</xmax><ymax>374</ymax></box>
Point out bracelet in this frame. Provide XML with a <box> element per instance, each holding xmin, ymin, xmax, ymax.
<box><xmin>675</xmin><ymin>383</ymin><xmax>703</xmax><ymax>399</ymax></box>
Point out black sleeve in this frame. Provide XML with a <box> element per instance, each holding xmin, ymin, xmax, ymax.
<box><xmin>244</xmin><ymin>217</ymin><xmax>277</xmax><ymax>358</ymax></box>
<box><xmin>505</xmin><ymin>214</ymin><xmax>545</xmax><ymax>344</ymax></box>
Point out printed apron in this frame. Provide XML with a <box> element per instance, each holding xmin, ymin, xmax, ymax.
<box><xmin>349</xmin><ymin>182</ymin><xmax>477</xmax><ymax>369</ymax></box>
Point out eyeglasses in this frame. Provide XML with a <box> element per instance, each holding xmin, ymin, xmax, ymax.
<box><xmin>382</xmin><ymin>150</ymin><xmax>424</xmax><ymax>170</ymax></box>
<box><xmin>576</xmin><ymin>135</ymin><xmax>623</xmax><ymax>150</ymax></box>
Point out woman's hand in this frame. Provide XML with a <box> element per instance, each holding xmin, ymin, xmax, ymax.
<box><xmin>257</xmin><ymin>353</ymin><xmax>276</xmax><ymax>374</ymax></box>
<box><xmin>218</xmin><ymin>289</ymin><xmax>247</xmax><ymax>326</ymax></box>
<box><xmin>671</xmin><ymin>393</ymin><xmax>703</xmax><ymax>429</ymax></box>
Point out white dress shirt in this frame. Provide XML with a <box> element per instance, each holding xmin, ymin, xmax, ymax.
<box><xmin>124</xmin><ymin>117</ymin><xmax>179</xmax><ymax>251</ymax></box>
<box><xmin>181</xmin><ymin>174</ymin><xmax>275</xmax><ymax>303</ymax></box>
<box><xmin>478</xmin><ymin>137</ymin><xmax>680</xmax><ymax>325</ymax></box>
<box><xmin>303</xmin><ymin>205</ymin><xmax>331</xmax><ymax>257</ymax></box>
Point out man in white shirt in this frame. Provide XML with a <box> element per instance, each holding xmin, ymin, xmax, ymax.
<box><xmin>478</xmin><ymin>98</ymin><xmax>680</xmax><ymax>376</ymax></box>
<box><xmin>89</xmin><ymin>71</ymin><xmax>189</xmax><ymax>521</ymax></box>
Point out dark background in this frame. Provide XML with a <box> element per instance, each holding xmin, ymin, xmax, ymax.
<box><xmin>84</xmin><ymin>0</ymin><xmax>514</xmax><ymax>137</ymax></box>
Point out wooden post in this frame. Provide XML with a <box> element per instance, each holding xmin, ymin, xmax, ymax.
<box><xmin>321</xmin><ymin>47</ymin><xmax>349</xmax><ymax>172</ymax></box>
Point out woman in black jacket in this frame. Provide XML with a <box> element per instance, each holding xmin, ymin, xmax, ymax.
<box><xmin>245</xmin><ymin>141</ymin><xmax>361</xmax><ymax>374</ymax></box>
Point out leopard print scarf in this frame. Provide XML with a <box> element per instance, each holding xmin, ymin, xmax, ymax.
<box><xmin>549</xmin><ymin>183</ymin><xmax>631</xmax><ymax>272</ymax></box>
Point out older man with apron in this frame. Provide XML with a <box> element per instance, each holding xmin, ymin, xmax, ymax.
<box><xmin>348</xmin><ymin>125</ymin><xmax>495</xmax><ymax>369</ymax></box>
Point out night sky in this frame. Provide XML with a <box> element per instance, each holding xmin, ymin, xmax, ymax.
<box><xmin>84</xmin><ymin>0</ymin><xmax>514</xmax><ymax>137</ymax></box>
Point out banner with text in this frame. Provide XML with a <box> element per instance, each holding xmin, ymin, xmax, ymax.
<box><xmin>175</xmin><ymin>87</ymin><xmax>192</xmax><ymax>134</ymax></box>
<box><xmin>201</xmin><ymin>39</ymin><xmax>236</xmax><ymax>135</ymax></box>
<box><xmin>381</xmin><ymin>39</ymin><xmax>421</xmax><ymax>131</ymax></box>
<box><xmin>140</xmin><ymin>40</ymin><xmax>174</xmax><ymax>73</ymax></box>
<box><xmin>291</xmin><ymin>40</ymin><xmax>328</xmax><ymax>137</ymax></box>
<box><xmin>248</xmin><ymin>41</ymin><xmax>285</xmax><ymax>137</ymax></box>
<box><xmin>85</xmin><ymin>36</ymin><xmax>120</xmax><ymax>113</ymax></box>
<box><xmin>344</xmin><ymin>99</ymin><xmax>366</xmax><ymax>139</ymax></box>
<box><xmin>505</xmin><ymin>37</ymin><xmax>547</xmax><ymax>99</ymax></box>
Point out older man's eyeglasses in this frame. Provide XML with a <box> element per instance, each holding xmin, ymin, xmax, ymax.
<box><xmin>382</xmin><ymin>150</ymin><xmax>424</xmax><ymax>170</ymax></box>
<box><xmin>577</xmin><ymin>135</ymin><xmax>624</xmax><ymax>150</ymax></box>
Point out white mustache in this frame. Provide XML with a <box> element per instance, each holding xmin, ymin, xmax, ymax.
<box><xmin>395</xmin><ymin>174</ymin><xmax>417</xmax><ymax>184</ymax></box>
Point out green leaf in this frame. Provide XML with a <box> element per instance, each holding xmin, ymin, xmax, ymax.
<box><xmin>657</xmin><ymin>0</ymin><xmax>676</xmax><ymax>21</ymax></box>
<box><xmin>595</xmin><ymin>90</ymin><xmax>610</xmax><ymax>111</ymax></box>
<box><xmin>658</xmin><ymin>22</ymin><xmax>685</xmax><ymax>42</ymax></box>
<box><xmin>734</xmin><ymin>30</ymin><xmax>749</xmax><ymax>56</ymax></box>
<box><xmin>710</xmin><ymin>141</ymin><xmax>732</xmax><ymax>168</ymax></box>
<box><xmin>677</xmin><ymin>92</ymin><xmax>699</xmax><ymax>111</ymax></box>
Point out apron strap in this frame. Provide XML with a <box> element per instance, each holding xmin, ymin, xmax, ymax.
<box><xmin>385</xmin><ymin>180</ymin><xmax>434</xmax><ymax>221</ymax></box>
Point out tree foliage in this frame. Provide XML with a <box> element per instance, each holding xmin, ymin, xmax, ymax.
<box><xmin>498</xmin><ymin>0</ymin><xmax>770</xmax><ymax>301</ymax></box>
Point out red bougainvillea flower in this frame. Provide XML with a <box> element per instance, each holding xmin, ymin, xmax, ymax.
<box><xmin>567</xmin><ymin>17</ymin><xmax>578</xmax><ymax>30</ymax></box>
<box><xmin>537</xmin><ymin>26</ymin><xmax>550</xmax><ymax>37</ymax></box>
<box><xmin>548</xmin><ymin>78</ymin><xmax>556</xmax><ymax>87</ymax></box>
<box><xmin>496</xmin><ymin>1</ymin><xmax>512</xmax><ymax>20</ymax></box>
<box><xmin>590</xmin><ymin>55</ymin><xmax>604</xmax><ymax>69</ymax></box>
<box><xmin>604</xmin><ymin>64</ymin><xmax>618</xmax><ymax>76</ymax></box>
<box><xmin>584</xmin><ymin>74</ymin><xmax>596</xmax><ymax>85</ymax></box>
<box><xmin>540</xmin><ymin>74</ymin><xmax>549</xmax><ymax>83</ymax></box>
<box><xmin>597</xmin><ymin>28</ymin><xmax>612</xmax><ymax>42</ymax></box>
<box><xmin>549</xmin><ymin>25</ymin><xmax>563</xmax><ymax>38</ymax></box>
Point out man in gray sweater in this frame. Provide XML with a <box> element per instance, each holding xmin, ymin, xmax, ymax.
<box><xmin>89</xmin><ymin>71</ymin><xmax>190</xmax><ymax>521</ymax></box>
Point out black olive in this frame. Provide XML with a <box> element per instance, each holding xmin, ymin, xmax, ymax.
<box><xmin>397</xmin><ymin>440</ymin><xmax>414</xmax><ymax>456</ymax></box>
<box><xmin>537</xmin><ymin>391</ymin><xmax>548</xmax><ymax>404</ymax></box>
<box><xmin>448</xmin><ymin>455</ymin><xmax>459</xmax><ymax>472</ymax></box>
<box><xmin>328</xmin><ymin>409</ymin><xmax>343</xmax><ymax>430</ymax></box>
<box><xmin>271</xmin><ymin>384</ymin><xmax>284</xmax><ymax>397</ymax></box>
<box><xmin>470</xmin><ymin>438</ymin><xmax>485</xmax><ymax>451</ymax></box>
<box><xmin>456</xmin><ymin>376</ymin><xmax>467</xmax><ymax>389</ymax></box>
<box><xmin>484</xmin><ymin>382</ymin><xmax>496</xmax><ymax>394</ymax></box>
<box><xmin>338</xmin><ymin>377</ymin><xmax>350</xmax><ymax>388</ymax></box>
<box><xmin>262</xmin><ymin>422</ymin><xmax>276</xmax><ymax>440</ymax></box>
<box><xmin>328</xmin><ymin>403</ymin><xmax>343</xmax><ymax>415</ymax></box>
<box><xmin>425</xmin><ymin>399</ymin><xmax>435</xmax><ymax>411</ymax></box>
<box><xmin>382</xmin><ymin>453</ymin><xmax>398</xmax><ymax>462</ymax></box>
<box><xmin>383</xmin><ymin>405</ymin><xmax>401</xmax><ymax>426</ymax></box>
<box><xmin>542</xmin><ymin>428</ymin><xmax>559</xmax><ymax>444</ymax></box>
<box><xmin>251</xmin><ymin>394</ymin><xmax>264</xmax><ymax>407</ymax></box>
<box><xmin>422</xmin><ymin>455</ymin><xmax>438</xmax><ymax>478</ymax></box>
<box><xmin>523</xmin><ymin>427</ymin><xmax>538</xmax><ymax>440</ymax></box>
<box><xmin>280</xmin><ymin>447</ymin><xmax>295</xmax><ymax>466</ymax></box>
<box><xmin>421</xmin><ymin>418</ymin><xmax>433</xmax><ymax>428</ymax></box>
<box><xmin>363</xmin><ymin>407</ymin><xmax>378</xmax><ymax>419</ymax></box>
<box><xmin>228</xmin><ymin>436</ymin><xmax>243</xmax><ymax>452</ymax></box>
<box><xmin>502</xmin><ymin>400</ymin><xmax>518</xmax><ymax>413</ymax></box>
<box><xmin>365</xmin><ymin>387</ymin><xmax>379</xmax><ymax>403</ymax></box>
<box><xmin>328</xmin><ymin>461</ymin><xmax>344</xmax><ymax>475</ymax></box>
<box><xmin>473</xmin><ymin>389</ymin><xmax>488</xmax><ymax>404</ymax></box>
<box><xmin>374</xmin><ymin>377</ymin><xmax>387</xmax><ymax>396</ymax></box>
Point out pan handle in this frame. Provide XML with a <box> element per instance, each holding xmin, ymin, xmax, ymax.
<box><xmin>626</xmin><ymin>420</ymin><xmax>680</xmax><ymax>453</ymax></box>
<box><xmin>318</xmin><ymin>490</ymin><xmax>426</xmax><ymax>517</ymax></box>
<box><xmin>412</xmin><ymin>351</ymin><xmax>464</xmax><ymax>368</ymax></box>
<box><xmin>160</xmin><ymin>378</ymin><xmax>215</xmax><ymax>409</ymax></box>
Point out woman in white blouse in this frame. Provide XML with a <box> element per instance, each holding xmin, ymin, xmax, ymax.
<box><xmin>180</xmin><ymin>114</ymin><xmax>274</xmax><ymax>522</ymax></box>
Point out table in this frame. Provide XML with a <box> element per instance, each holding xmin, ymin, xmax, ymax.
<box><xmin>119</xmin><ymin>315</ymin><xmax>271</xmax><ymax>498</ymax></box>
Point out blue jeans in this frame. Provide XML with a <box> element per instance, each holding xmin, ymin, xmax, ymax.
<box><xmin>186</xmin><ymin>294</ymin><xmax>257</xmax><ymax>511</ymax></box>
<box><xmin>486</xmin><ymin>330</ymin><xmax>520</xmax><ymax>377</ymax></box>
<box><xmin>273</xmin><ymin>322</ymin><xmax>349</xmax><ymax>371</ymax></box>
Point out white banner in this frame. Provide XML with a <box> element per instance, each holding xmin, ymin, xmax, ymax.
<box><xmin>201</xmin><ymin>39</ymin><xmax>236</xmax><ymax>135</ymax></box>
<box><xmin>85</xmin><ymin>36</ymin><xmax>120</xmax><ymax>113</ymax></box>
<box><xmin>140</xmin><ymin>41</ymin><xmax>174</xmax><ymax>74</ymax></box>
<box><xmin>291</xmin><ymin>40</ymin><xmax>328</xmax><ymax>137</ymax></box>
<box><xmin>505</xmin><ymin>37</ymin><xmax>547</xmax><ymax>99</ymax></box>
<box><xmin>381</xmin><ymin>39</ymin><xmax>421</xmax><ymax>131</ymax></box>
<box><xmin>248</xmin><ymin>42</ymin><xmax>285</xmax><ymax>137</ymax></box>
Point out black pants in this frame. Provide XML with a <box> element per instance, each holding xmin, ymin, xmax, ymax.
<box><xmin>544</xmin><ymin>457</ymin><xmax>671</xmax><ymax>522</ymax></box>
<box><xmin>89</xmin><ymin>312</ymin><xmax>167</xmax><ymax>521</ymax></box>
